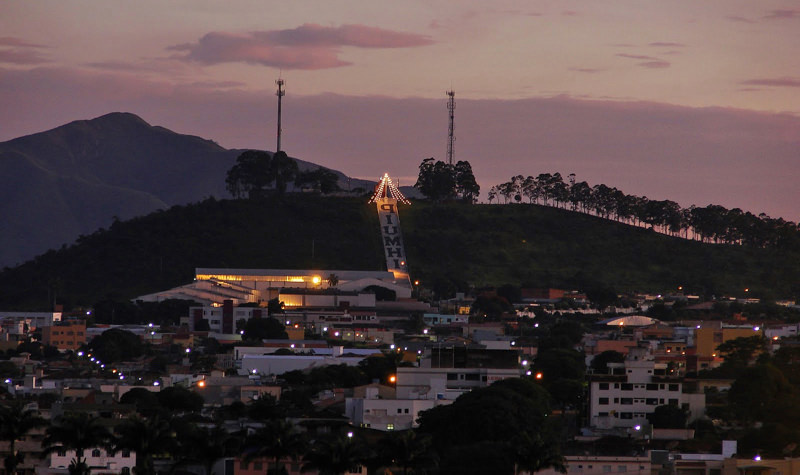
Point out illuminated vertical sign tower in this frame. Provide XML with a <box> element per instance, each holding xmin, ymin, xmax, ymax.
<box><xmin>369</xmin><ymin>173</ymin><xmax>411</xmax><ymax>277</ymax></box>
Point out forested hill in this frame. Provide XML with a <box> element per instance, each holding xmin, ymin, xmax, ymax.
<box><xmin>0</xmin><ymin>112</ymin><xmax>375</xmax><ymax>269</ymax></box>
<box><xmin>1</xmin><ymin>194</ymin><xmax>798</xmax><ymax>310</ymax></box>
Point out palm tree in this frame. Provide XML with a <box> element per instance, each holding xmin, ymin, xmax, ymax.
<box><xmin>326</xmin><ymin>274</ymin><xmax>340</xmax><ymax>288</ymax></box>
<box><xmin>43</xmin><ymin>412</ymin><xmax>112</xmax><ymax>474</ymax></box>
<box><xmin>112</xmin><ymin>414</ymin><xmax>176</xmax><ymax>474</ymax></box>
<box><xmin>244</xmin><ymin>419</ymin><xmax>306</xmax><ymax>475</ymax></box>
<box><xmin>0</xmin><ymin>400</ymin><xmax>47</xmax><ymax>475</ymax></box>
<box><xmin>301</xmin><ymin>433</ymin><xmax>370</xmax><ymax>475</ymax></box>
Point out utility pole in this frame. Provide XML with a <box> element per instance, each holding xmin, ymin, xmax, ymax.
<box><xmin>276</xmin><ymin>78</ymin><xmax>285</xmax><ymax>152</ymax></box>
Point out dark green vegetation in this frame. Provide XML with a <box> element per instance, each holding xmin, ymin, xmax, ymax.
<box><xmin>402</xmin><ymin>201</ymin><xmax>800</xmax><ymax>300</ymax></box>
<box><xmin>414</xmin><ymin>158</ymin><xmax>479</xmax><ymax>203</ymax></box>
<box><xmin>0</xmin><ymin>195</ymin><xmax>798</xmax><ymax>310</ymax></box>
<box><xmin>0</xmin><ymin>112</ymin><xmax>373</xmax><ymax>269</ymax></box>
<box><xmin>491</xmin><ymin>172</ymin><xmax>800</xmax><ymax>248</ymax></box>
<box><xmin>696</xmin><ymin>336</ymin><xmax>800</xmax><ymax>458</ymax></box>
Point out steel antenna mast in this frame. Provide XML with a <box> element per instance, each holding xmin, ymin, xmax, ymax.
<box><xmin>275</xmin><ymin>77</ymin><xmax>285</xmax><ymax>152</ymax></box>
<box><xmin>446</xmin><ymin>89</ymin><xmax>456</xmax><ymax>165</ymax></box>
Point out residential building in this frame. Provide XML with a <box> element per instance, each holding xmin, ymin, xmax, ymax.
<box><xmin>694</xmin><ymin>323</ymin><xmax>763</xmax><ymax>358</ymax></box>
<box><xmin>42</xmin><ymin>319</ymin><xmax>86</xmax><ymax>351</ymax></box>
<box><xmin>49</xmin><ymin>447</ymin><xmax>136</xmax><ymax>474</ymax></box>
<box><xmin>588</xmin><ymin>348</ymin><xmax>705</xmax><ymax>429</ymax></box>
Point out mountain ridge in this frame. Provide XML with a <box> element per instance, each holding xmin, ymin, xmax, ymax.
<box><xmin>0</xmin><ymin>112</ymin><xmax>372</xmax><ymax>268</ymax></box>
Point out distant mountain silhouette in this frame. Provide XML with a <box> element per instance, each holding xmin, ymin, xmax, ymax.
<box><xmin>0</xmin><ymin>112</ymin><xmax>374</xmax><ymax>268</ymax></box>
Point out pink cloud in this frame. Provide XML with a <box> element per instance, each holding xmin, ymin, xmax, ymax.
<box><xmin>169</xmin><ymin>24</ymin><xmax>434</xmax><ymax>70</ymax></box>
<box><xmin>639</xmin><ymin>60</ymin><xmax>671</xmax><ymax>69</ymax></box>
<box><xmin>0</xmin><ymin>49</ymin><xmax>50</xmax><ymax>65</ymax></box>
<box><xmin>649</xmin><ymin>42</ymin><xmax>686</xmax><ymax>48</ymax></box>
<box><xmin>0</xmin><ymin>37</ymin><xmax>48</xmax><ymax>48</ymax></box>
<box><xmin>725</xmin><ymin>15</ymin><xmax>756</xmax><ymax>24</ymax></box>
<box><xmin>763</xmin><ymin>9</ymin><xmax>799</xmax><ymax>19</ymax></box>
<box><xmin>742</xmin><ymin>77</ymin><xmax>800</xmax><ymax>88</ymax></box>
<box><xmin>569</xmin><ymin>67</ymin><xmax>602</xmax><ymax>73</ymax></box>
<box><xmin>0</xmin><ymin>36</ymin><xmax>50</xmax><ymax>65</ymax></box>
<box><xmin>617</xmin><ymin>53</ymin><xmax>658</xmax><ymax>60</ymax></box>
<box><xmin>616</xmin><ymin>53</ymin><xmax>670</xmax><ymax>69</ymax></box>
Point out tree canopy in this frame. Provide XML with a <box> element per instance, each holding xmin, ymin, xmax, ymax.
<box><xmin>414</xmin><ymin>158</ymin><xmax>479</xmax><ymax>203</ymax></box>
<box><xmin>417</xmin><ymin>378</ymin><xmax>564</xmax><ymax>474</ymax></box>
<box><xmin>225</xmin><ymin>150</ymin><xmax>299</xmax><ymax>199</ymax></box>
<box><xmin>489</xmin><ymin>171</ymin><xmax>800</xmax><ymax>250</ymax></box>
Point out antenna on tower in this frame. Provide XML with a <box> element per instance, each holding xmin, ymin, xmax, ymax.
<box><xmin>275</xmin><ymin>77</ymin><xmax>285</xmax><ymax>152</ymax></box>
<box><xmin>446</xmin><ymin>89</ymin><xmax>456</xmax><ymax>166</ymax></box>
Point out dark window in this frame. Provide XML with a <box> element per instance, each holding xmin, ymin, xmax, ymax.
<box><xmin>646</xmin><ymin>398</ymin><xmax>658</xmax><ymax>405</ymax></box>
<box><xmin>621</xmin><ymin>398</ymin><xmax>633</xmax><ymax>405</ymax></box>
<box><xmin>669</xmin><ymin>384</ymin><xmax>679</xmax><ymax>391</ymax></box>
<box><xmin>599</xmin><ymin>397</ymin><xmax>609</xmax><ymax>405</ymax></box>
<box><xmin>621</xmin><ymin>383</ymin><xmax>633</xmax><ymax>391</ymax></box>
<box><xmin>646</xmin><ymin>383</ymin><xmax>658</xmax><ymax>390</ymax></box>
<box><xmin>599</xmin><ymin>383</ymin><xmax>609</xmax><ymax>390</ymax></box>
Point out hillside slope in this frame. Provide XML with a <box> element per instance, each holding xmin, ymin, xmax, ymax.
<box><xmin>0</xmin><ymin>195</ymin><xmax>797</xmax><ymax>310</ymax></box>
<box><xmin>0</xmin><ymin>113</ymin><xmax>376</xmax><ymax>268</ymax></box>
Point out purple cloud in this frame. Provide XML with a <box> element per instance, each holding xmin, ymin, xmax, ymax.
<box><xmin>616</xmin><ymin>53</ymin><xmax>670</xmax><ymax>69</ymax></box>
<box><xmin>569</xmin><ymin>67</ymin><xmax>602</xmax><ymax>73</ymax></box>
<box><xmin>639</xmin><ymin>61</ymin><xmax>670</xmax><ymax>69</ymax></box>
<box><xmin>649</xmin><ymin>42</ymin><xmax>686</xmax><ymax>48</ymax></box>
<box><xmin>0</xmin><ymin>49</ymin><xmax>50</xmax><ymax>65</ymax></box>
<box><xmin>0</xmin><ymin>36</ymin><xmax>50</xmax><ymax>65</ymax></box>
<box><xmin>742</xmin><ymin>77</ymin><xmax>800</xmax><ymax>88</ymax></box>
<box><xmin>725</xmin><ymin>15</ymin><xmax>756</xmax><ymax>24</ymax></box>
<box><xmin>169</xmin><ymin>24</ymin><xmax>435</xmax><ymax>70</ymax></box>
<box><xmin>763</xmin><ymin>9</ymin><xmax>799</xmax><ymax>19</ymax></box>
<box><xmin>0</xmin><ymin>37</ymin><xmax>47</xmax><ymax>48</ymax></box>
<box><xmin>617</xmin><ymin>53</ymin><xmax>659</xmax><ymax>60</ymax></box>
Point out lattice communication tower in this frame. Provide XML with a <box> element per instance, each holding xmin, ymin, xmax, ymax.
<box><xmin>446</xmin><ymin>90</ymin><xmax>456</xmax><ymax>165</ymax></box>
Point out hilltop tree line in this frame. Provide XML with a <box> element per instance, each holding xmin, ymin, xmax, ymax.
<box><xmin>489</xmin><ymin>172</ymin><xmax>800</xmax><ymax>250</ymax></box>
<box><xmin>226</xmin><ymin>150</ymin><xmax>342</xmax><ymax>199</ymax></box>
<box><xmin>414</xmin><ymin>158</ymin><xmax>480</xmax><ymax>203</ymax></box>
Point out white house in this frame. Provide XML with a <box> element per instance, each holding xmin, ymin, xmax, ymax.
<box><xmin>48</xmin><ymin>447</ymin><xmax>136</xmax><ymax>474</ymax></box>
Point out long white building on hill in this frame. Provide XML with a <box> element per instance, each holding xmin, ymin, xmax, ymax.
<box><xmin>136</xmin><ymin>268</ymin><xmax>412</xmax><ymax>306</ymax></box>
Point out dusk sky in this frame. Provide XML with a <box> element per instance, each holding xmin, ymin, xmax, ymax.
<box><xmin>2</xmin><ymin>1</ymin><xmax>799</xmax><ymax>220</ymax></box>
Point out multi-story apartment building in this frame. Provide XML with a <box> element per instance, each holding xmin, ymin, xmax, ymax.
<box><xmin>588</xmin><ymin>348</ymin><xmax>705</xmax><ymax>429</ymax></box>
<box><xmin>346</xmin><ymin>347</ymin><xmax>523</xmax><ymax>431</ymax></box>
<box><xmin>42</xmin><ymin>319</ymin><xmax>86</xmax><ymax>351</ymax></box>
